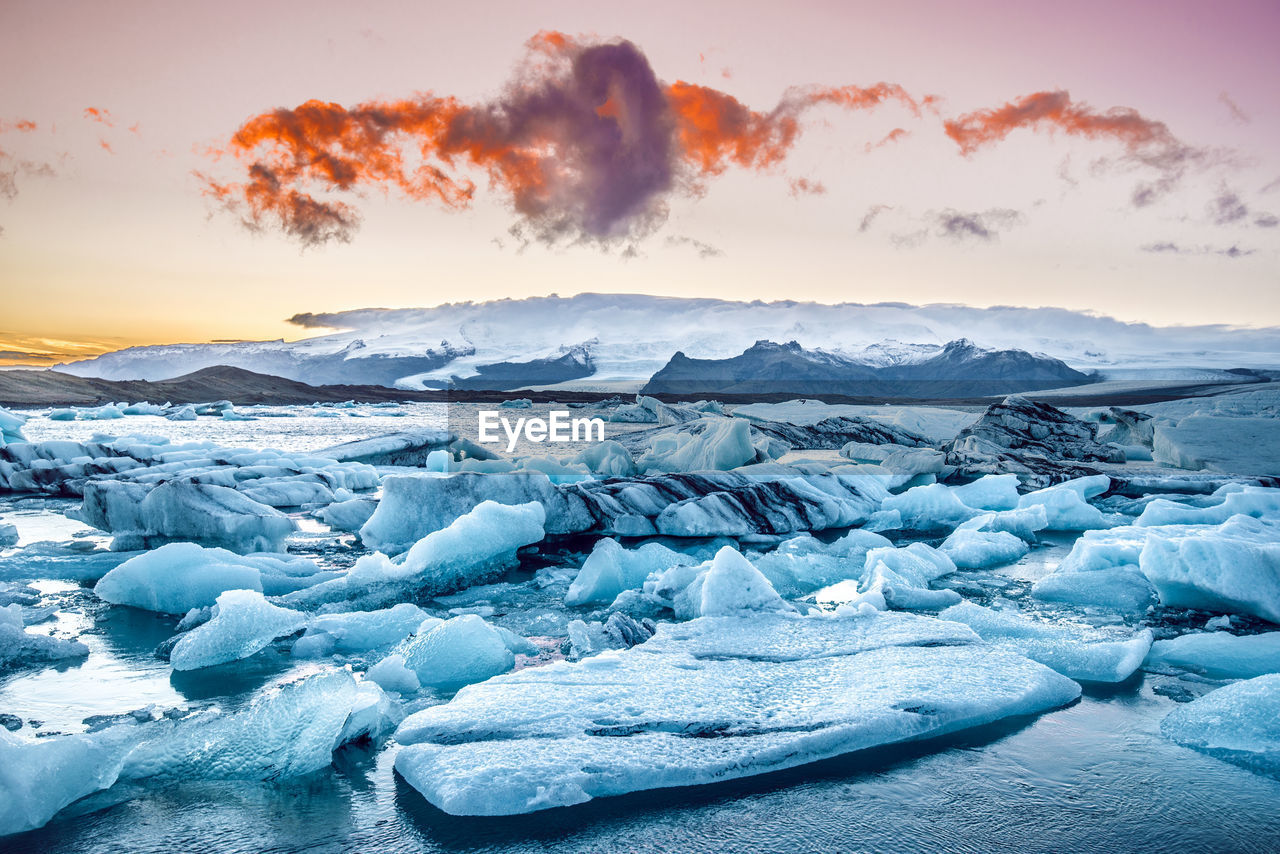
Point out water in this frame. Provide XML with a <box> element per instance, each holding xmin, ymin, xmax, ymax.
<box><xmin>3</xmin><ymin>408</ymin><xmax>1280</xmax><ymax>852</ymax></box>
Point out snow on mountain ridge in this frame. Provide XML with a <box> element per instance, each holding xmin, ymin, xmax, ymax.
<box><xmin>59</xmin><ymin>294</ymin><xmax>1280</xmax><ymax>389</ymax></box>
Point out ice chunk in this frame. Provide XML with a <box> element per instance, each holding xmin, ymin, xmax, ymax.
<box><xmin>1139</xmin><ymin>515</ymin><xmax>1280</xmax><ymax>623</ymax></box>
<box><xmin>1135</xmin><ymin>487</ymin><xmax>1280</xmax><ymax>528</ymax></box>
<box><xmin>698</xmin><ymin>546</ymin><xmax>790</xmax><ymax>617</ymax></box>
<box><xmin>0</xmin><ymin>604</ymin><xmax>90</xmax><ymax>670</ymax></box>
<box><xmin>1153</xmin><ymin>415</ymin><xmax>1280</xmax><ymax>476</ymax></box>
<box><xmin>169</xmin><ymin>590</ymin><xmax>306</xmax><ymax>670</ymax></box>
<box><xmin>121</xmin><ymin>669</ymin><xmax>361</xmax><ymax>779</ymax></box>
<box><xmin>881</xmin><ymin>483</ymin><xmax>978</xmax><ymax>531</ymax></box>
<box><xmin>366</xmin><ymin>653</ymin><xmax>422</xmax><ymax>694</ymax></box>
<box><xmin>293</xmin><ymin>603</ymin><xmax>429</xmax><ymax>657</ymax></box>
<box><xmin>938</xmin><ymin>529</ymin><xmax>1029</xmax><ymax>569</ymax></box>
<box><xmin>0</xmin><ymin>522</ymin><xmax>16</xmax><ymax>547</ymax></box>
<box><xmin>950</xmin><ymin>474</ymin><xmax>1021</xmax><ymax>511</ymax></box>
<box><xmin>565</xmin><ymin>538</ymin><xmax>695</xmax><ymax>607</ymax></box>
<box><xmin>637</xmin><ymin>418</ymin><xmax>759</xmax><ymax>473</ymax></box>
<box><xmin>317</xmin><ymin>497</ymin><xmax>377</xmax><ymax>533</ymax></box>
<box><xmin>94</xmin><ymin>542</ymin><xmax>333</xmax><ymax>613</ymax></box>
<box><xmin>862</xmin><ymin>543</ymin><xmax>960</xmax><ymax>610</ymax></box>
<box><xmin>573</xmin><ymin>440</ymin><xmax>637</xmax><ymax>477</ymax></box>
<box><xmin>393</xmin><ymin>610</ymin><xmax>1079</xmax><ymax>816</ymax></box>
<box><xmin>1160</xmin><ymin>674</ymin><xmax>1280</xmax><ymax>777</ymax></box>
<box><xmin>1017</xmin><ymin>481</ymin><xmax>1109</xmax><ymax>531</ymax></box>
<box><xmin>752</xmin><ymin>529</ymin><xmax>893</xmax><ymax>596</ymax></box>
<box><xmin>398</xmin><ymin>615</ymin><xmax>515</xmax><ymax>690</ymax></box>
<box><xmin>1147</xmin><ymin>632</ymin><xmax>1280</xmax><ymax>679</ymax></box>
<box><xmin>955</xmin><ymin>504</ymin><xmax>1048</xmax><ymax>541</ymax></box>
<box><xmin>165</xmin><ymin>404</ymin><xmax>198</xmax><ymax>421</ymax></box>
<box><xmin>293</xmin><ymin>501</ymin><xmax>544</xmax><ymax>610</ymax></box>
<box><xmin>0</xmin><ymin>726</ymin><xmax>135</xmax><ymax>836</ymax></box>
<box><xmin>0</xmin><ymin>407</ymin><xmax>28</xmax><ymax>445</ymax></box>
<box><xmin>939</xmin><ymin>602</ymin><xmax>1151</xmax><ymax>682</ymax></box>
<box><xmin>1030</xmin><ymin>567</ymin><xmax>1158</xmax><ymax>615</ymax></box>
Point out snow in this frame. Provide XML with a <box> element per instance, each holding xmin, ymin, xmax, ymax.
<box><xmin>398</xmin><ymin>615</ymin><xmax>515</xmax><ymax>690</ymax></box>
<box><xmin>1153</xmin><ymin>416</ymin><xmax>1280</xmax><ymax>476</ymax></box>
<box><xmin>940</xmin><ymin>602</ymin><xmax>1152</xmax><ymax>682</ymax></box>
<box><xmin>1146</xmin><ymin>632</ymin><xmax>1280</xmax><ymax>680</ymax></box>
<box><xmin>168</xmin><ymin>589</ymin><xmax>306</xmax><ymax>670</ymax></box>
<box><xmin>393</xmin><ymin>609</ymin><xmax>1079</xmax><ymax>816</ymax></box>
<box><xmin>1161</xmin><ymin>674</ymin><xmax>1280</xmax><ymax>777</ymax></box>
<box><xmin>565</xmin><ymin>538</ymin><xmax>695</xmax><ymax>607</ymax></box>
<box><xmin>939</xmin><ymin>529</ymin><xmax>1029</xmax><ymax>569</ymax></box>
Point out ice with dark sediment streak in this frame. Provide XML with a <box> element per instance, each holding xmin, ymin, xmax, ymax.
<box><xmin>393</xmin><ymin>609</ymin><xmax>1080</xmax><ymax>816</ymax></box>
<box><xmin>360</xmin><ymin>470</ymin><xmax>887</xmax><ymax>549</ymax></box>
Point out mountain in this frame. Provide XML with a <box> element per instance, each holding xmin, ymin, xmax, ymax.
<box><xmin>57</xmin><ymin>294</ymin><xmax>1280</xmax><ymax>391</ymax></box>
<box><xmin>641</xmin><ymin>339</ymin><xmax>1096</xmax><ymax>399</ymax></box>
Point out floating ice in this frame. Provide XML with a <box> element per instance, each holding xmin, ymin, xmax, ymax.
<box><xmin>1139</xmin><ymin>515</ymin><xmax>1280</xmax><ymax>623</ymax></box>
<box><xmin>0</xmin><ymin>408</ymin><xmax>28</xmax><ymax>445</ymax></box>
<box><xmin>1134</xmin><ymin>487</ymin><xmax>1280</xmax><ymax>528</ymax></box>
<box><xmin>0</xmin><ymin>603</ymin><xmax>89</xmax><ymax>671</ymax></box>
<box><xmin>0</xmin><ymin>725</ymin><xmax>135</xmax><ymax>836</ymax></box>
<box><xmin>94</xmin><ymin>542</ymin><xmax>336</xmax><ymax>614</ymax></box>
<box><xmin>573</xmin><ymin>440</ymin><xmax>638</xmax><ymax>477</ymax></box>
<box><xmin>637</xmin><ymin>417</ymin><xmax>763</xmax><ymax>473</ymax></box>
<box><xmin>168</xmin><ymin>589</ymin><xmax>306</xmax><ymax>670</ymax></box>
<box><xmin>366</xmin><ymin>652</ymin><xmax>421</xmax><ymax>694</ymax></box>
<box><xmin>951</xmin><ymin>474</ymin><xmax>1022</xmax><ymax>511</ymax></box>
<box><xmin>292</xmin><ymin>501</ymin><xmax>545</xmax><ymax>610</ymax></box>
<box><xmin>398</xmin><ymin>614</ymin><xmax>515</xmax><ymax>690</ymax></box>
<box><xmin>861</xmin><ymin>543</ymin><xmax>960</xmax><ymax>610</ymax></box>
<box><xmin>293</xmin><ymin>603</ymin><xmax>430</xmax><ymax>657</ymax></box>
<box><xmin>1030</xmin><ymin>567</ymin><xmax>1158</xmax><ymax>615</ymax></box>
<box><xmin>938</xmin><ymin>529</ymin><xmax>1029</xmax><ymax>569</ymax></box>
<box><xmin>393</xmin><ymin>610</ymin><xmax>1079</xmax><ymax>816</ymax></box>
<box><xmin>955</xmin><ymin>504</ymin><xmax>1048</xmax><ymax>541</ymax></box>
<box><xmin>752</xmin><ymin>529</ymin><xmax>893</xmax><ymax>597</ymax></box>
<box><xmin>0</xmin><ymin>522</ymin><xmax>16</xmax><ymax>547</ymax></box>
<box><xmin>565</xmin><ymin>538</ymin><xmax>695</xmax><ymax>607</ymax></box>
<box><xmin>1147</xmin><ymin>632</ymin><xmax>1280</xmax><ymax>680</ymax></box>
<box><xmin>1017</xmin><ymin>478</ymin><xmax>1110</xmax><ymax>531</ymax></box>
<box><xmin>881</xmin><ymin>483</ymin><xmax>978</xmax><ymax>531</ymax></box>
<box><xmin>939</xmin><ymin>601</ymin><xmax>1152</xmax><ymax>682</ymax></box>
<box><xmin>1153</xmin><ymin>415</ymin><xmax>1280</xmax><ymax>476</ymax></box>
<box><xmin>1161</xmin><ymin>674</ymin><xmax>1280</xmax><ymax>777</ymax></box>
<box><xmin>318</xmin><ymin>497</ymin><xmax>377</xmax><ymax>533</ymax></box>
<box><xmin>697</xmin><ymin>546</ymin><xmax>791</xmax><ymax>617</ymax></box>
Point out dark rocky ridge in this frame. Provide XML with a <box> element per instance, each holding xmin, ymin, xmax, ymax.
<box><xmin>642</xmin><ymin>339</ymin><xmax>1095</xmax><ymax>399</ymax></box>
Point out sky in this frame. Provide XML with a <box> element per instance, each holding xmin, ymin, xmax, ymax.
<box><xmin>1</xmin><ymin>0</ymin><xmax>1278</xmax><ymax>365</ymax></box>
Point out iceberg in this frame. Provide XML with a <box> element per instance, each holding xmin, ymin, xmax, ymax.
<box><xmin>861</xmin><ymin>543</ymin><xmax>960</xmax><ymax>610</ymax></box>
<box><xmin>1161</xmin><ymin>674</ymin><xmax>1280</xmax><ymax>778</ymax></box>
<box><xmin>168</xmin><ymin>589</ymin><xmax>307</xmax><ymax>670</ymax></box>
<box><xmin>398</xmin><ymin>614</ymin><xmax>515</xmax><ymax>690</ymax></box>
<box><xmin>0</xmin><ymin>407</ymin><xmax>27</xmax><ymax>445</ymax></box>
<box><xmin>1146</xmin><ymin>632</ymin><xmax>1280</xmax><ymax>680</ymax></box>
<box><xmin>1153</xmin><ymin>415</ymin><xmax>1280</xmax><ymax>476</ymax></box>
<box><xmin>290</xmin><ymin>500</ymin><xmax>545</xmax><ymax>610</ymax></box>
<box><xmin>1139</xmin><ymin>515</ymin><xmax>1280</xmax><ymax>623</ymax></box>
<box><xmin>939</xmin><ymin>529</ymin><xmax>1029</xmax><ymax>569</ymax></box>
<box><xmin>293</xmin><ymin>603</ymin><xmax>430</xmax><ymax>657</ymax></box>
<box><xmin>1030</xmin><ymin>567</ymin><xmax>1158</xmax><ymax>615</ymax></box>
<box><xmin>565</xmin><ymin>538</ymin><xmax>696</xmax><ymax>607</ymax></box>
<box><xmin>939</xmin><ymin>602</ymin><xmax>1152</xmax><ymax>682</ymax></box>
<box><xmin>393</xmin><ymin>610</ymin><xmax>1080</xmax><ymax>816</ymax></box>
<box><xmin>881</xmin><ymin>483</ymin><xmax>978</xmax><ymax>531</ymax></box>
<box><xmin>0</xmin><ymin>604</ymin><xmax>90</xmax><ymax>671</ymax></box>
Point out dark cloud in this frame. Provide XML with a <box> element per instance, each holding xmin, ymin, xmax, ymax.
<box><xmin>1141</xmin><ymin>241</ymin><xmax>1255</xmax><ymax>258</ymax></box>
<box><xmin>665</xmin><ymin>235</ymin><xmax>723</xmax><ymax>258</ymax></box>
<box><xmin>1208</xmin><ymin>186</ymin><xmax>1249</xmax><ymax>225</ymax></box>
<box><xmin>858</xmin><ymin>204</ymin><xmax>891</xmax><ymax>233</ymax></box>
<box><xmin>933</xmin><ymin>208</ymin><xmax>1024</xmax><ymax>242</ymax></box>
<box><xmin>1255</xmin><ymin>213</ymin><xmax>1279</xmax><ymax>228</ymax></box>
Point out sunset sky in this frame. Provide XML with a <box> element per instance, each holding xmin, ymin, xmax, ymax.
<box><xmin>1</xmin><ymin>0</ymin><xmax>1278</xmax><ymax>365</ymax></box>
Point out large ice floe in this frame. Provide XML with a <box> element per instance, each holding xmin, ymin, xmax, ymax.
<box><xmin>393</xmin><ymin>609</ymin><xmax>1080</xmax><ymax>816</ymax></box>
<box><xmin>1161</xmin><ymin>674</ymin><xmax>1280</xmax><ymax>777</ymax></box>
<box><xmin>1146</xmin><ymin>631</ymin><xmax>1280</xmax><ymax>680</ymax></box>
<box><xmin>168</xmin><ymin>590</ymin><xmax>307</xmax><ymax>670</ymax></box>
<box><xmin>0</xmin><ymin>669</ymin><xmax>395</xmax><ymax>836</ymax></box>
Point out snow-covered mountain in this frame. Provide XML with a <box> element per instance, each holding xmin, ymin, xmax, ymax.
<box><xmin>60</xmin><ymin>293</ymin><xmax>1280</xmax><ymax>391</ymax></box>
<box><xmin>642</xmin><ymin>339</ymin><xmax>1095</xmax><ymax>399</ymax></box>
